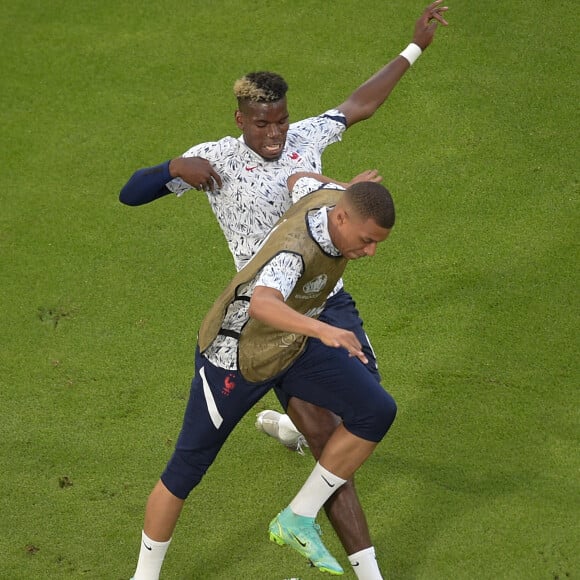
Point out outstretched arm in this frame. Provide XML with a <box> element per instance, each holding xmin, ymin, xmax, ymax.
<box><xmin>336</xmin><ymin>0</ymin><xmax>449</xmax><ymax>127</ymax></box>
<box><xmin>249</xmin><ymin>286</ymin><xmax>369</xmax><ymax>364</ymax></box>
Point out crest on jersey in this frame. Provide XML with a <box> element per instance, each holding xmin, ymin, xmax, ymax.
<box><xmin>302</xmin><ymin>274</ymin><xmax>327</xmax><ymax>295</ymax></box>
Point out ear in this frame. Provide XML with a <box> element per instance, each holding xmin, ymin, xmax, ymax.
<box><xmin>336</xmin><ymin>207</ymin><xmax>349</xmax><ymax>227</ymax></box>
<box><xmin>234</xmin><ymin>110</ymin><xmax>244</xmax><ymax>131</ymax></box>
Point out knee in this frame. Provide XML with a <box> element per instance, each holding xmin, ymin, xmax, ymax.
<box><xmin>161</xmin><ymin>449</ymin><xmax>211</xmax><ymax>500</ymax></box>
<box><xmin>373</xmin><ymin>391</ymin><xmax>397</xmax><ymax>440</ymax></box>
<box><xmin>373</xmin><ymin>391</ymin><xmax>397</xmax><ymax>437</ymax></box>
<box><xmin>350</xmin><ymin>390</ymin><xmax>397</xmax><ymax>442</ymax></box>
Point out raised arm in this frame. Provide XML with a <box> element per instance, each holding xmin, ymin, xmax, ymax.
<box><xmin>249</xmin><ymin>286</ymin><xmax>368</xmax><ymax>363</ymax></box>
<box><xmin>336</xmin><ymin>0</ymin><xmax>449</xmax><ymax>127</ymax></box>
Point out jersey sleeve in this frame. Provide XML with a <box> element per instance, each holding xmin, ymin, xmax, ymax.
<box><xmin>289</xmin><ymin>109</ymin><xmax>347</xmax><ymax>156</ymax></box>
<box><xmin>254</xmin><ymin>253</ymin><xmax>303</xmax><ymax>300</ymax></box>
<box><xmin>321</xmin><ymin>108</ymin><xmax>348</xmax><ymax>127</ymax></box>
<box><xmin>119</xmin><ymin>161</ymin><xmax>173</xmax><ymax>206</ymax></box>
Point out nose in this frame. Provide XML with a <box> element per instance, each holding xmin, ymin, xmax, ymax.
<box><xmin>267</xmin><ymin>124</ymin><xmax>281</xmax><ymax>138</ymax></box>
<box><xmin>365</xmin><ymin>242</ymin><xmax>377</xmax><ymax>257</ymax></box>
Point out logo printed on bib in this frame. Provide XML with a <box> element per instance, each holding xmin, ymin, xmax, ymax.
<box><xmin>299</xmin><ymin>274</ymin><xmax>327</xmax><ymax>297</ymax></box>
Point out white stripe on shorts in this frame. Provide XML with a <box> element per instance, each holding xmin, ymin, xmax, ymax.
<box><xmin>365</xmin><ymin>332</ymin><xmax>379</xmax><ymax>370</ymax></box>
<box><xmin>200</xmin><ymin>366</ymin><xmax>223</xmax><ymax>429</ymax></box>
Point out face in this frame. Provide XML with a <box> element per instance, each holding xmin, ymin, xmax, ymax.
<box><xmin>333</xmin><ymin>211</ymin><xmax>391</xmax><ymax>260</ymax></box>
<box><xmin>235</xmin><ymin>99</ymin><xmax>290</xmax><ymax>160</ymax></box>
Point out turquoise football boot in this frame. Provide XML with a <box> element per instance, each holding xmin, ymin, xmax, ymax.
<box><xmin>269</xmin><ymin>507</ymin><xmax>344</xmax><ymax>575</ymax></box>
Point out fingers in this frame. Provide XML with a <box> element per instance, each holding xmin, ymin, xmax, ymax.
<box><xmin>339</xmin><ymin>335</ymin><xmax>369</xmax><ymax>365</ymax></box>
<box><xmin>322</xmin><ymin>331</ymin><xmax>370</xmax><ymax>365</ymax></box>
<box><xmin>426</xmin><ymin>0</ymin><xmax>445</xmax><ymax>10</ymax></box>
<box><xmin>349</xmin><ymin>169</ymin><xmax>383</xmax><ymax>185</ymax></box>
<box><xmin>349</xmin><ymin>349</ymin><xmax>369</xmax><ymax>365</ymax></box>
<box><xmin>195</xmin><ymin>176</ymin><xmax>220</xmax><ymax>192</ymax></box>
<box><xmin>431</xmin><ymin>10</ymin><xmax>449</xmax><ymax>26</ymax></box>
<box><xmin>364</xmin><ymin>169</ymin><xmax>383</xmax><ymax>183</ymax></box>
<box><xmin>209</xmin><ymin>168</ymin><xmax>223</xmax><ymax>189</ymax></box>
<box><xmin>424</xmin><ymin>0</ymin><xmax>449</xmax><ymax>26</ymax></box>
<box><xmin>183</xmin><ymin>158</ymin><xmax>222</xmax><ymax>191</ymax></box>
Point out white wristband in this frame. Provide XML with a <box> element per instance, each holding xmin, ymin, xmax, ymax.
<box><xmin>399</xmin><ymin>43</ymin><xmax>422</xmax><ymax>66</ymax></box>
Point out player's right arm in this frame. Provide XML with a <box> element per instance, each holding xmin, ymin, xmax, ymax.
<box><xmin>119</xmin><ymin>156</ymin><xmax>222</xmax><ymax>206</ymax></box>
<box><xmin>249</xmin><ymin>286</ymin><xmax>368</xmax><ymax>363</ymax></box>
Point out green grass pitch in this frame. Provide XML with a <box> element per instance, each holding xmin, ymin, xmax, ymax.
<box><xmin>0</xmin><ymin>0</ymin><xmax>578</xmax><ymax>578</ymax></box>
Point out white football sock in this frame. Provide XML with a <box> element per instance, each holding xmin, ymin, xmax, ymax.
<box><xmin>289</xmin><ymin>462</ymin><xmax>346</xmax><ymax>518</ymax></box>
<box><xmin>348</xmin><ymin>546</ymin><xmax>383</xmax><ymax>580</ymax></box>
<box><xmin>133</xmin><ymin>530</ymin><xmax>171</xmax><ymax>580</ymax></box>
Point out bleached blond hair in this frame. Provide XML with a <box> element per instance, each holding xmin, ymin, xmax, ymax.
<box><xmin>233</xmin><ymin>71</ymin><xmax>288</xmax><ymax>104</ymax></box>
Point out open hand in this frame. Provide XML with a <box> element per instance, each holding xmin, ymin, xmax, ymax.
<box><xmin>413</xmin><ymin>0</ymin><xmax>450</xmax><ymax>50</ymax></box>
<box><xmin>318</xmin><ymin>326</ymin><xmax>369</xmax><ymax>365</ymax></box>
<box><xmin>348</xmin><ymin>169</ymin><xmax>383</xmax><ymax>186</ymax></box>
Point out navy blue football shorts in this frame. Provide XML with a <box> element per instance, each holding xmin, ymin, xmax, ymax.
<box><xmin>161</xmin><ymin>346</ymin><xmax>273</xmax><ymax>499</ymax></box>
<box><xmin>161</xmin><ymin>293</ymin><xmax>396</xmax><ymax>500</ymax></box>
<box><xmin>274</xmin><ymin>288</ymin><xmax>380</xmax><ymax>410</ymax></box>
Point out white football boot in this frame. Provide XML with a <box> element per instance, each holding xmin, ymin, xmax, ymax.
<box><xmin>255</xmin><ymin>410</ymin><xmax>309</xmax><ymax>455</ymax></box>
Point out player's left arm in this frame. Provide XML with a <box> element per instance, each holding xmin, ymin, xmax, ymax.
<box><xmin>287</xmin><ymin>172</ymin><xmax>349</xmax><ymax>192</ymax></box>
<box><xmin>336</xmin><ymin>1</ymin><xmax>449</xmax><ymax>127</ymax></box>
<box><xmin>288</xmin><ymin>170</ymin><xmax>383</xmax><ymax>202</ymax></box>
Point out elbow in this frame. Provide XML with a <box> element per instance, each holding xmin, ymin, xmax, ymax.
<box><xmin>118</xmin><ymin>189</ymin><xmax>131</xmax><ymax>205</ymax></box>
<box><xmin>119</xmin><ymin>188</ymin><xmax>139</xmax><ymax>206</ymax></box>
<box><xmin>343</xmin><ymin>101</ymin><xmax>380</xmax><ymax>127</ymax></box>
<box><xmin>349</xmin><ymin>107</ymin><xmax>376</xmax><ymax>126</ymax></box>
<box><xmin>119</xmin><ymin>173</ymin><xmax>140</xmax><ymax>206</ymax></box>
<box><xmin>249</xmin><ymin>293</ymin><xmax>269</xmax><ymax>321</ymax></box>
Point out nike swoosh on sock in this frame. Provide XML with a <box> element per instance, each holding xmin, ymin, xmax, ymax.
<box><xmin>321</xmin><ymin>474</ymin><xmax>336</xmax><ymax>488</ymax></box>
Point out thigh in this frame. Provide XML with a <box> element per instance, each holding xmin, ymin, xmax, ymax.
<box><xmin>175</xmin><ymin>349</ymin><xmax>272</xmax><ymax>455</ymax></box>
<box><xmin>162</xmin><ymin>351</ymin><xmax>273</xmax><ymax>499</ymax></box>
<box><xmin>273</xmin><ymin>289</ymin><xmax>379</xmax><ymax>411</ymax></box>
<box><xmin>321</xmin><ymin>289</ymin><xmax>380</xmax><ymax>380</ymax></box>
<box><xmin>281</xmin><ymin>338</ymin><xmax>386</xmax><ymax>423</ymax></box>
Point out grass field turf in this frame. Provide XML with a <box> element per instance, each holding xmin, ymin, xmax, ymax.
<box><xmin>1</xmin><ymin>0</ymin><xmax>578</xmax><ymax>578</ymax></box>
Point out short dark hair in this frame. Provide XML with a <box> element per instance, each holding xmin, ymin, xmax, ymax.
<box><xmin>233</xmin><ymin>72</ymin><xmax>288</xmax><ymax>105</ymax></box>
<box><xmin>345</xmin><ymin>182</ymin><xmax>395</xmax><ymax>229</ymax></box>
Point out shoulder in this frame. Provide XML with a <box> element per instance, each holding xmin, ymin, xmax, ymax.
<box><xmin>286</xmin><ymin>110</ymin><xmax>347</xmax><ymax>155</ymax></box>
<box><xmin>256</xmin><ymin>252</ymin><xmax>304</xmax><ymax>295</ymax></box>
<box><xmin>289</xmin><ymin>109</ymin><xmax>347</xmax><ymax>132</ymax></box>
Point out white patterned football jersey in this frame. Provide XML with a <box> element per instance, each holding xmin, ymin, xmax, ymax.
<box><xmin>166</xmin><ymin>110</ymin><xmax>346</xmax><ymax>270</ymax></box>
